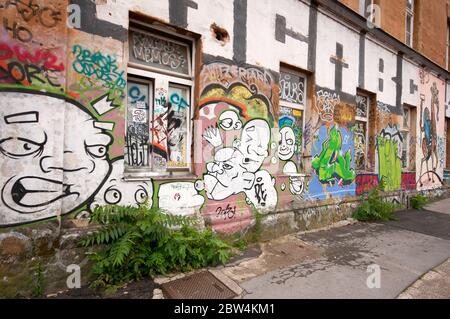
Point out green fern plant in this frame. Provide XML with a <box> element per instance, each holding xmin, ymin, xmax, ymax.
<box><xmin>80</xmin><ymin>205</ymin><xmax>232</xmax><ymax>288</ymax></box>
<box><xmin>410</xmin><ymin>194</ymin><xmax>429</xmax><ymax>209</ymax></box>
<box><xmin>352</xmin><ymin>186</ymin><xmax>399</xmax><ymax>221</ymax></box>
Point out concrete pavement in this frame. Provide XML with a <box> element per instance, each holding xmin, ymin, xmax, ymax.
<box><xmin>217</xmin><ymin>200</ymin><xmax>450</xmax><ymax>299</ymax></box>
<box><xmin>398</xmin><ymin>258</ymin><xmax>450</xmax><ymax>299</ymax></box>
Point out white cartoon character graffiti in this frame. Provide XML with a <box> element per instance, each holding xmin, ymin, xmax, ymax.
<box><xmin>233</xmin><ymin>119</ymin><xmax>271</xmax><ymax>173</ymax></box>
<box><xmin>277</xmin><ymin>124</ymin><xmax>305</xmax><ymax>196</ymax></box>
<box><xmin>218</xmin><ymin>110</ymin><xmax>243</xmax><ymax>131</ymax></box>
<box><xmin>89</xmin><ymin>159</ymin><xmax>152</xmax><ymax>211</ymax></box>
<box><xmin>203</xmin><ymin>125</ymin><xmax>223</xmax><ymax>148</ymax></box>
<box><xmin>0</xmin><ymin>91</ymin><xmax>112</xmax><ymax>226</ymax></box>
<box><xmin>202</xmin><ymin>115</ymin><xmax>277</xmax><ymax>210</ymax></box>
<box><xmin>158</xmin><ymin>182</ymin><xmax>205</xmax><ymax>216</ymax></box>
<box><xmin>204</xmin><ymin>147</ymin><xmax>254</xmax><ymax>200</ymax></box>
<box><xmin>244</xmin><ymin>170</ymin><xmax>277</xmax><ymax>212</ymax></box>
<box><xmin>278</xmin><ymin>126</ymin><xmax>296</xmax><ymax>161</ymax></box>
<box><xmin>283</xmin><ymin>161</ymin><xmax>306</xmax><ymax>195</ymax></box>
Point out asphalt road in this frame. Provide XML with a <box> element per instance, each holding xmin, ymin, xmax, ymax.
<box><xmin>240</xmin><ymin>205</ymin><xmax>450</xmax><ymax>299</ymax></box>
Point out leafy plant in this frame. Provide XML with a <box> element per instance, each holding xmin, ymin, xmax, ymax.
<box><xmin>80</xmin><ymin>205</ymin><xmax>232</xmax><ymax>288</ymax></box>
<box><xmin>410</xmin><ymin>194</ymin><xmax>429</xmax><ymax>209</ymax></box>
<box><xmin>32</xmin><ymin>262</ymin><xmax>44</xmax><ymax>298</ymax></box>
<box><xmin>352</xmin><ymin>187</ymin><xmax>399</xmax><ymax>221</ymax></box>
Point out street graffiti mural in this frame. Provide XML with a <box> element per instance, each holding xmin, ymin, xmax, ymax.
<box><xmin>89</xmin><ymin>159</ymin><xmax>152</xmax><ymax>212</ymax></box>
<box><xmin>312</xmin><ymin>126</ymin><xmax>355</xmax><ymax>186</ymax></box>
<box><xmin>310</xmin><ymin>125</ymin><xmax>356</xmax><ymax>199</ymax></box>
<box><xmin>203</xmin><ymin>118</ymin><xmax>277</xmax><ymax>212</ymax></box>
<box><xmin>0</xmin><ymin>39</ymin><xmax>65</xmax><ymax>88</ymax></box>
<box><xmin>0</xmin><ymin>2</ymin><xmax>449</xmax><ymax>237</ymax></box>
<box><xmin>71</xmin><ymin>44</ymin><xmax>126</xmax><ymax>107</ymax></box>
<box><xmin>0</xmin><ymin>89</ymin><xmax>113</xmax><ymax>226</ymax></box>
<box><xmin>158</xmin><ymin>181</ymin><xmax>205</xmax><ymax>216</ymax></box>
<box><xmin>167</xmin><ymin>89</ymin><xmax>189</xmax><ymax>168</ymax></box>
<box><xmin>353</xmin><ymin>121</ymin><xmax>367</xmax><ymax>171</ymax></box>
<box><xmin>125</xmin><ymin>81</ymin><xmax>150</xmax><ymax>168</ymax></box>
<box><xmin>377</xmin><ymin>126</ymin><xmax>402</xmax><ymax>191</ymax></box>
<box><xmin>278</xmin><ymin>107</ymin><xmax>305</xmax><ymax>196</ymax></box>
<box><xmin>315</xmin><ymin>89</ymin><xmax>340</xmax><ymax>122</ymax></box>
<box><xmin>130</xmin><ymin>29</ymin><xmax>189</xmax><ymax>75</ymax></box>
<box><xmin>417</xmin><ymin>78</ymin><xmax>445</xmax><ymax>189</ymax></box>
<box><xmin>1</xmin><ymin>0</ymin><xmax>63</xmax><ymax>45</ymax></box>
<box><xmin>355</xmin><ymin>174</ymin><xmax>379</xmax><ymax>195</ymax></box>
<box><xmin>401</xmin><ymin>172</ymin><xmax>416</xmax><ymax>190</ymax></box>
<box><xmin>279</xmin><ymin>71</ymin><xmax>306</xmax><ymax>105</ymax></box>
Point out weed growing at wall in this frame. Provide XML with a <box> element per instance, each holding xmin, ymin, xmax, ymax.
<box><xmin>32</xmin><ymin>262</ymin><xmax>45</xmax><ymax>298</ymax></box>
<box><xmin>352</xmin><ymin>187</ymin><xmax>399</xmax><ymax>221</ymax></box>
<box><xmin>225</xmin><ymin>210</ymin><xmax>264</xmax><ymax>251</ymax></box>
<box><xmin>79</xmin><ymin>205</ymin><xmax>232</xmax><ymax>288</ymax></box>
<box><xmin>410</xmin><ymin>194</ymin><xmax>429</xmax><ymax>210</ymax></box>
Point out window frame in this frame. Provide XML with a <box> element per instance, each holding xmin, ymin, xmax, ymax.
<box><xmin>128</xmin><ymin>24</ymin><xmax>194</xmax><ymax>80</ymax></box>
<box><xmin>279</xmin><ymin>67</ymin><xmax>307</xmax><ymax>111</ymax></box>
<box><xmin>359</xmin><ymin>0</ymin><xmax>375</xmax><ymax>19</ymax></box>
<box><xmin>401</xmin><ymin>105</ymin><xmax>411</xmax><ymax>170</ymax></box>
<box><xmin>355</xmin><ymin>93</ymin><xmax>370</xmax><ymax>172</ymax></box>
<box><xmin>125</xmin><ymin>76</ymin><xmax>153</xmax><ymax>175</ymax></box>
<box><xmin>278</xmin><ymin>66</ymin><xmax>308</xmax><ymax>173</ymax></box>
<box><xmin>446</xmin><ymin>21</ymin><xmax>450</xmax><ymax>70</ymax></box>
<box><xmin>405</xmin><ymin>0</ymin><xmax>414</xmax><ymax>47</ymax></box>
<box><xmin>124</xmin><ymin>24</ymin><xmax>196</xmax><ymax>179</ymax></box>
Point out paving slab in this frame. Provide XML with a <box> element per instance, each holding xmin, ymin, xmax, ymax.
<box><xmin>424</xmin><ymin>198</ymin><xmax>450</xmax><ymax>215</ymax></box>
<box><xmin>398</xmin><ymin>259</ymin><xmax>450</xmax><ymax>299</ymax></box>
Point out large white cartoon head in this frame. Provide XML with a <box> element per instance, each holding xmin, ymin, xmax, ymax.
<box><xmin>204</xmin><ymin>148</ymin><xmax>254</xmax><ymax>200</ymax></box>
<box><xmin>89</xmin><ymin>159</ymin><xmax>152</xmax><ymax>210</ymax></box>
<box><xmin>235</xmin><ymin>119</ymin><xmax>271</xmax><ymax>173</ymax></box>
<box><xmin>0</xmin><ymin>91</ymin><xmax>112</xmax><ymax>225</ymax></box>
<box><xmin>278</xmin><ymin>126</ymin><xmax>296</xmax><ymax>161</ymax></box>
<box><xmin>218</xmin><ymin>110</ymin><xmax>242</xmax><ymax>131</ymax></box>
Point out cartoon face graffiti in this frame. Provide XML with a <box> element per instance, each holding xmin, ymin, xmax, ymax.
<box><xmin>0</xmin><ymin>91</ymin><xmax>112</xmax><ymax>225</ymax></box>
<box><xmin>218</xmin><ymin>110</ymin><xmax>243</xmax><ymax>131</ymax></box>
<box><xmin>278</xmin><ymin>126</ymin><xmax>296</xmax><ymax>161</ymax></box>
<box><xmin>89</xmin><ymin>159</ymin><xmax>152</xmax><ymax>211</ymax></box>
<box><xmin>234</xmin><ymin>119</ymin><xmax>271</xmax><ymax>173</ymax></box>
<box><xmin>204</xmin><ymin>148</ymin><xmax>254</xmax><ymax>200</ymax></box>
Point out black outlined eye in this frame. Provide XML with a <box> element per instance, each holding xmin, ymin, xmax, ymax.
<box><xmin>86</xmin><ymin>144</ymin><xmax>108</xmax><ymax>159</ymax></box>
<box><xmin>223</xmin><ymin>163</ymin><xmax>233</xmax><ymax>170</ymax></box>
<box><xmin>287</xmin><ymin>139</ymin><xmax>294</xmax><ymax>145</ymax></box>
<box><xmin>0</xmin><ymin>136</ymin><xmax>45</xmax><ymax>158</ymax></box>
<box><xmin>220</xmin><ymin>119</ymin><xmax>233</xmax><ymax>129</ymax></box>
<box><xmin>104</xmin><ymin>187</ymin><xmax>122</xmax><ymax>204</ymax></box>
<box><xmin>134</xmin><ymin>187</ymin><xmax>148</xmax><ymax>205</ymax></box>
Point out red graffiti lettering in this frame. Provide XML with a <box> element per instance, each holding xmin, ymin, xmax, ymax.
<box><xmin>0</xmin><ymin>42</ymin><xmax>64</xmax><ymax>71</ymax></box>
<box><xmin>401</xmin><ymin>172</ymin><xmax>416</xmax><ymax>190</ymax></box>
<box><xmin>356</xmin><ymin>174</ymin><xmax>379</xmax><ymax>195</ymax></box>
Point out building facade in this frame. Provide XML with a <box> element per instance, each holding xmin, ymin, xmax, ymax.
<box><xmin>1</xmin><ymin>0</ymin><xmax>450</xmax><ymax>286</ymax></box>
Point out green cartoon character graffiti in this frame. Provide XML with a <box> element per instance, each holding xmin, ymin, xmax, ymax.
<box><xmin>312</xmin><ymin>126</ymin><xmax>356</xmax><ymax>186</ymax></box>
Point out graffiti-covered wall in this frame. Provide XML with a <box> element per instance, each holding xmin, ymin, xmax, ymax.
<box><xmin>0</xmin><ymin>0</ymin><xmax>449</xmax><ymax>235</ymax></box>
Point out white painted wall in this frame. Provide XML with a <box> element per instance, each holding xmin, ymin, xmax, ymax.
<box><xmin>402</xmin><ymin>58</ymin><xmax>420</xmax><ymax>106</ymax></box>
<box><xmin>246</xmin><ymin>0</ymin><xmax>310</xmax><ymax>71</ymax></box>
<box><xmin>365</xmin><ymin>38</ymin><xmax>397</xmax><ymax>106</ymax></box>
<box><xmin>315</xmin><ymin>12</ymin><xmax>359</xmax><ymax>94</ymax></box>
